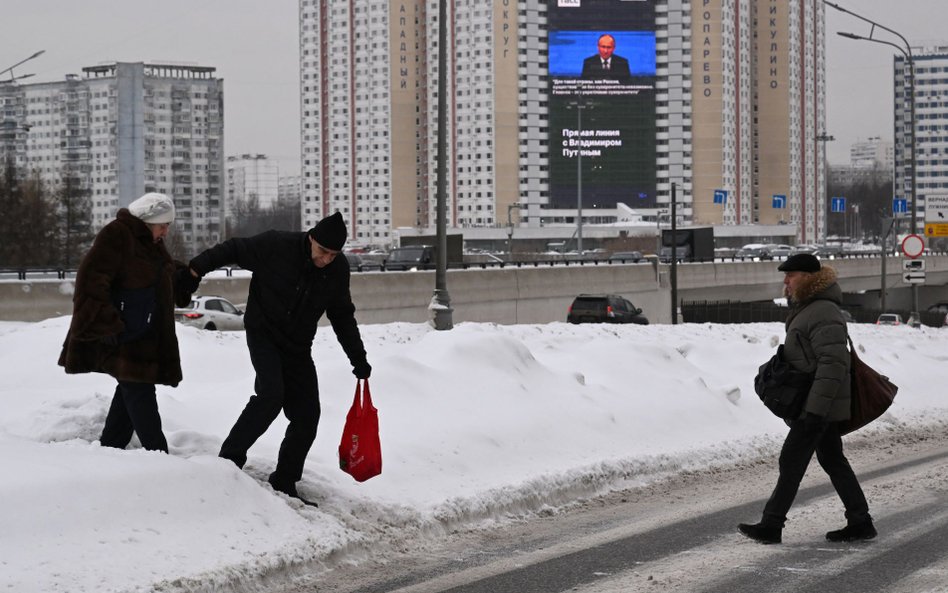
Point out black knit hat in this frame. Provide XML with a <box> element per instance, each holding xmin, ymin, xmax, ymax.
<box><xmin>308</xmin><ymin>212</ymin><xmax>347</xmax><ymax>251</ymax></box>
<box><xmin>777</xmin><ymin>253</ymin><xmax>821</xmax><ymax>273</ymax></box>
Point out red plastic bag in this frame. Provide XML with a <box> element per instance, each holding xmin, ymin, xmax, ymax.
<box><xmin>338</xmin><ymin>379</ymin><xmax>382</xmax><ymax>482</ymax></box>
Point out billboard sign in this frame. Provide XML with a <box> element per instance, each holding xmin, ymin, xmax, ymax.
<box><xmin>547</xmin><ymin>0</ymin><xmax>657</xmax><ymax>210</ymax></box>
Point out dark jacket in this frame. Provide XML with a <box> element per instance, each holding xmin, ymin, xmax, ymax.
<box><xmin>581</xmin><ymin>54</ymin><xmax>632</xmax><ymax>80</ymax></box>
<box><xmin>782</xmin><ymin>266</ymin><xmax>852</xmax><ymax>421</ymax></box>
<box><xmin>189</xmin><ymin>231</ymin><xmax>368</xmax><ymax>362</ymax></box>
<box><xmin>58</xmin><ymin>209</ymin><xmax>191</xmax><ymax>387</ymax></box>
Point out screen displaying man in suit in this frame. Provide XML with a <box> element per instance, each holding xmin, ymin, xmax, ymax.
<box><xmin>581</xmin><ymin>34</ymin><xmax>632</xmax><ymax>81</ymax></box>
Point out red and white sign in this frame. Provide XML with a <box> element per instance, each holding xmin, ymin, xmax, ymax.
<box><xmin>901</xmin><ymin>234</ymin><xmax>925</xmax><ymax>259</ymax></box>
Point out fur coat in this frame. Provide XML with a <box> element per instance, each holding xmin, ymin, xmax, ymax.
<box><xmin>58</xmin><ymin>209</ymin><xmax>191</xmax><ymax>387</ymax></box>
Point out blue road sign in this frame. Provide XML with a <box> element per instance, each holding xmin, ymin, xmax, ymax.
<box><xmin>893</xmin><ymin>198</ymin><xmax>908</xmax><ymax>214</ymax></box>
<box><xmin>831</xmin><ymin>197</ymin><xmax>846</xmax><ymax>213</ymax></box>
<box><xmin>713</xmin><ymin>189</ymin><xmax>727</xmax><ymax>204</ymax></box>
<box><xmin>772</xmin><ymin>194</ymin><xmax>786</xmax><ymax>209</ymax></box>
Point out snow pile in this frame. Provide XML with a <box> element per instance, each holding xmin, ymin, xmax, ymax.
<box><xmin>1</xmin><ymin>318</ymin><xmax>944</xmax><ymax>592</ymax></box>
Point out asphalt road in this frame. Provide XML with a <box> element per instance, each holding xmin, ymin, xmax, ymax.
<box><xmin>278</xmin><ymin>424</ymin><xmax>948</xmax><ymax>593</ymax></box>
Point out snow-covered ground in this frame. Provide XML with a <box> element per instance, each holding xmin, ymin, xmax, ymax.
<box><xmin>1</xmin><ymin>317</ymin><xmax>944</xmax><ymax>593</ymax></box>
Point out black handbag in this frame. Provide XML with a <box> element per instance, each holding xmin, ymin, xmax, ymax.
<box><xmin>754</xmin><ymin>345</ymin><xmax>813</xmax><ymax>420</ymax></box>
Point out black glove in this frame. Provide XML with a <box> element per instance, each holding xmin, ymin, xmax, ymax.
<box><xmin>353</xmin><ymin>361</ymin><xmax>372</xmax><ymax>380</ymax></box>
<box><xmin>174</xmin><ymin>267</ymin><xmax>202</xmax><ymax>295</ymax></box>
<box><xmin>803</xmin><ymin>412</ymin><xmax>827</xmax><ymax>432</ymax></box>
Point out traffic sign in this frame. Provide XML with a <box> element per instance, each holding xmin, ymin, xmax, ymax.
<box><xmin>772</xmin><ymin>194</ymin><xmax>786</xmax><ymax>209</ymax></box>
<box><xmin>903</xmin><ymin>259</ymin><xmax>926</xmax><ymax>272</ymax></box>
<box><xmin>713</xmin><ymin>189</ymin><xmax>728</xmax><ymax>204</ymax></box>
<box><xmin>893</xmin><ymin>198</ymin><xmax>908</xmax><ymax>214</ymax></box>
<box><xmin>926</xmin><ymin>223</ymin><xmax>948</xmax><ymax>237</ymax></box>
<box><xmin>901</xmin><ymin>234</ymin><xmax>925</xmax><ymax>259</ymax></box>
<box><xmin>924</xmin><ymin>194</ymin><xmax>948</xmax><ymax>237</ymax></box>
<box><xmin>903</xmin><ymin>271</ymin><xmax>926</xmax><ymax>284</ymax></box>
<box><xmin>831</xmin><ymin>197</ymin><xmax>846</xmax><ymax>213</ymax></box>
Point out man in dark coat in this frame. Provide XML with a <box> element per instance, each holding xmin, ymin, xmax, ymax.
<box><xmin>187</xmin><ymin>212</ymin><xmax>371</xmax><ymax>504</ymax></box>
<box><xmin>739</xmin><ymin>253</ymin><xmax>875</xmax><ymax>544</ymax></box>
<box><xmin>581</xmin><ymin>34</ymin><xmax>632</xmax><ymax>81</ymax></box>
<box><xmin>59</xmin><ymin>192</ymin><xmax>196</xmax><ymax>453</ymax></box>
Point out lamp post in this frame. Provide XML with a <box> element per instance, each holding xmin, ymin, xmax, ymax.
<box><xmin>825</xmin><ymin>0</ymin><xmax>919</xmax><ymax>322</ymax></box>
<box><xmin>0</xmin><ymin>50</ymin><xmax>45</xmax><ymax>82</ymax></box>
<box><xmin>428</xmin><ymin>0</ymin><xmax>453</xmax><ymax>330</ymax></box>
<box><xmin>506</xmin><ymin>202</ymin><xmax>522</xmax><ymax>260</ymax></box>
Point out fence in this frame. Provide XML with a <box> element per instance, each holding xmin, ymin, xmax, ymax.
<box><xmin>682</xmin><ymin>300</ymin><xmax>946</xmax><ymax>328</ymax></box>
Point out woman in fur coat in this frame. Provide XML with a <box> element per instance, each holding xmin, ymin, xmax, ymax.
<box><xmin>58</xmin><ymin>193</ymin><xmax>198</xmax><ymax>452</ymax></box>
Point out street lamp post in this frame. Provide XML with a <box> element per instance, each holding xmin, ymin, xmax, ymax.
<box><xmin>0</xmin><ymin>50</ymin><xmax>45</xmax><ymax>82</ymax></box>
<box><xmin>428</xmin><ymin>0</ymin><xmax>453</xmax><ymax>330</ymax></box>
<box><xmin>825</xmin><ymin>0</ymin><xmax>920</xmax><ymax>322</ymax></box>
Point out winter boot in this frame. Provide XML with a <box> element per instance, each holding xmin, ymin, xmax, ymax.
<box><xmin>826</xmin><ymin>520</ymin><xmax>877</xmax><ymax>542</ymax></box>
<box><xmin>268</xmin><ymin>473</ymin><xmax>319</xmax><ymax>507</ymax></box>
<box><xmin>738</xmin><ymin>522</ymin><xmax>782</xmax><ymax>544</ymax></box>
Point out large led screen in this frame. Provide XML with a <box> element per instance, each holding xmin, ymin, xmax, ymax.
<box><xmin>547</xmin><ymin>0</ymin><xmax>656</xmax><ymax>210</ymax></box>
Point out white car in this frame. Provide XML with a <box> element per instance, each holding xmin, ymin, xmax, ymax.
<box><xmin>174</xmin><ymin>295</ymin><xmax>245</xmax><ymax>331</ymax></box>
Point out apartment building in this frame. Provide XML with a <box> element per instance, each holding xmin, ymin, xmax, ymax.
<box><xmin>895</xmin><ymin>47</ymin><xmax>948</xmax><ymax>224</ymax></box>
<box><xmin>0</xmin><ymin>62</ymin><xmax>225</xmax><ymax>253</ymax></box>
<box><xmin>298</xmin><ymin>0</ymin><xmax>827</xmax><ymax>246</ymax></box>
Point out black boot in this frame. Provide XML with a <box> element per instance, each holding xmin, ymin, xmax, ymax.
<box><xmin>826</xmin><ymin>520</ymin><xmax>876</xmax><ymax>542</ymax></box>
<box><xmin>738</xmin><ymin>522</ymin><xmax>782</xmax><ymax>544</ymax></box>
<box><xmin>268</xmin><ymin>473</ymin><xmax>318</xmax><ymax>507</ymax></box>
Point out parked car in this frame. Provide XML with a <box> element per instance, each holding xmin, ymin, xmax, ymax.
<box><xmin>607</xmin><ymin>251</ymin><xmax>643</xmax><ymax>263</ymax></box>
<box><xmin>174</xmin><ymin>295</ymin><xmax>245</xmax><ymax>331</ymax></box>
<box><xmin>345</xmin><ymin>252</ymin><xmax>381</xmax><ymax>272</ymax></box>
<box><xmin>384</xmin><ymin>245</ymin><xmax>435</xmax><ymax>271</ymax></box>
<box><xmin>875</xmin><ymin>313</ymin><xmax>903</xmax><ymax>326</ymax></box>
<box><xmin>567</xmin><ymin>294</ymin><xmax>649</xmax><ymax>325</ymax></box>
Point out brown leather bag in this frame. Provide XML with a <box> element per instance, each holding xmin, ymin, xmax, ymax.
<box><xmin>839</xmin><ymin>337</ymin><xmax>898</xmax><ymax>436</ymax></box>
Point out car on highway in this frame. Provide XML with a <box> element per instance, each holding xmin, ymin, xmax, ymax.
<box><xmin>607</xmin><ymin>251</ymin><xmax>644</xmax><ymax>263</ymax></box>
<box><xmin>174</xmin><ymin>295</ymin><xmax>245</xmax><ymax>331</ymax></box>
<box><xmin>875</xmin><ymin>313</ymin><xmax>903</xmax><ymax>326</ymax></box>
<box><xmin>567</xmin><ymin>294</ymin><xmax>649</xmax><ymax>325</ymax></box>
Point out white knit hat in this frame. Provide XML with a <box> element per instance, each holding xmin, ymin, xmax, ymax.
<box><xmin>128</xmin><ymin>192</ymin><xmax>175</xmax><ymax>224</ymax></box>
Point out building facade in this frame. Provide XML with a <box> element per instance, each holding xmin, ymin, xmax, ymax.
<box><xmin>895</xmin><ymin>47</ymin><xmax>948</xmax><ymax>224</ymax></box>
<box><xmin>226</xmin><ymin>153</ymin><xmax>280</xmax><ymax>222</ymax></box>
<box><xmin>298</xmin><ymin>0</ymin><xmax>826</xmax><ymax>247</ymax></box>
<box><xmin>0</xmin><ymin>62</ymin><xmax>225</xmax><ymax>253</ymax></box>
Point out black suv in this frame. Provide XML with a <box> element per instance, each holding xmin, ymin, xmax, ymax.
<box><xmin>567</xmin><ymin>294</ymin><xmax>649</xmax><ymax>325</ymax></box>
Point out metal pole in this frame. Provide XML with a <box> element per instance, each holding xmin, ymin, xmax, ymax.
<box><xmin>907</xmin><ymin>52</ymin><xmax>920</xmax><ymax>323</ymax></box>
<box><xmin>670</xmin><ymin>182</ymin><xmax>678</xmax><ymax>325</ymax></box>
<box><xmin>826</xmin><ymin>0</ymin><xmax>921</xmax><ymax>323</ymax></box>
<box><xmin>428</xmin><ymin>0</ymin><xmax>453</xmax><ymax>330</ymax></box>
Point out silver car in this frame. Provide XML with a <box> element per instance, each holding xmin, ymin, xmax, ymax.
<box><xmin>174</xmin><ymin>295</ymin><xmax>245</xmax><ymax>331</ymax></box>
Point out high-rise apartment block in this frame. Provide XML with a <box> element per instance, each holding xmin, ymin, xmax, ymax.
<box><xmin>296</xmin><ymin>0</ymin><xmax>828</xmax><ymax>247</ymax></box>
<box><xmin>226</xmin><ymin>154</ymin><xmax>280</xmax><ymax>219</ymax></box>
<box><xmin>895</xmin><ymin>47</ymin><xmax>948</xmax><ymax>223</ymax></box>
<box><xmin>0</xmin><ymin>62</ymin><xmax>225</xmax><ymax>252</ymax></box>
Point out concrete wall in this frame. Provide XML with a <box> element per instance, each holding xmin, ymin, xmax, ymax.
<box><xmin>5</xmin><ymin>255</ymin><xmax>948</xmax><ymax>325</ymax></box>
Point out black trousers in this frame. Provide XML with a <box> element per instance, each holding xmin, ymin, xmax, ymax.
<box><xmin>219</xmin><ymin>330</ymin><xmax>320</xmax><ymax>483</ymax></box>
<box><xmin>100</xmin><ymin>381</ymin><xmax>169</xmax><ymax>452</ymax></box>
<box><xmin>762</xmin><ymin>420</ymin><xmax>871</xmax><ymax>528</ymax></box>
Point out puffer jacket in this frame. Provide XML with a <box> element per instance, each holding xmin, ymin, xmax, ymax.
<box><xmin>782</xmin><ymin>266</ymin><xmax>852</xmax><ymax>421</ymax></box>
<box><xmin>58</xmin><ymin>209</ymin><xmax>191</xmax><ymax>387</ymax></box>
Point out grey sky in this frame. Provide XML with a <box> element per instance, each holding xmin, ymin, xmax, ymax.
<box><xmin>2</xmin><ymin>0</ymin><xmax>945</xmax><ymax>175</ymax></box>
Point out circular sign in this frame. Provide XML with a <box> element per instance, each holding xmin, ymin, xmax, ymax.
<box><xmin>901</xmin><ymin>234</ymin><xmax>926</xmax><ymax>259</ymax></box>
